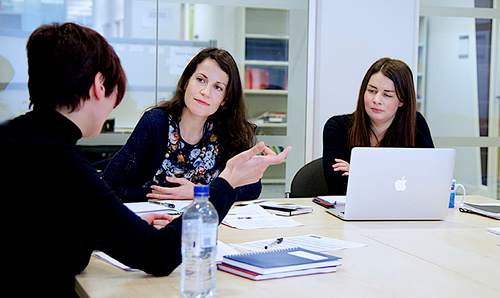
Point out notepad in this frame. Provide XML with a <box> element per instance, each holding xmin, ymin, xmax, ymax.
<box><xmin>258</xmin><ymin>201</ymin><xmax>313</xmax><ymax>216</ymax></box>
<box><xmin>459</xmin><ymin>202</ymin><xmax>500</xmax><ymax>220</ymax></box>
<box><xmin>217</xmin><ymin>262</ymin><xmax>337</xmax><ymax>281</ymax></box>
<box><xmin>221</xmin><ymin>247</ymin><xmax>341</xmax><ymax>275</ymax></box>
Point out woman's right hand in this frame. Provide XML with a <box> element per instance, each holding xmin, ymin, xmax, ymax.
<box><xmin>332</xmin><ymin>158</ymin><xmax>350</xmax><ymax>176</ymax></box>
<box><xmin>147</xmin><ymin>177</ymin><xmax>195</xmax><ymax>200</ymax></box>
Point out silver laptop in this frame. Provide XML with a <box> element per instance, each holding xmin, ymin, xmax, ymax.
<box><xmin>327</xmin><ymin>147</ymin><xmax>456</xmax><ymax>221</ymax></box>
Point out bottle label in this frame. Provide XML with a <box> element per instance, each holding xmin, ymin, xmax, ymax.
<box><xmin>183</xmin><ymin>220</ymin><xmax>202</xmax><ymax>255</ymax></box>
<box><xmin>201</xmin><ymin>223</ymin><xmax>217</xmax><ymax>248</ymax></box>
<box><xmin>182</xmin><ymin>220</ymin><xmax>217</xmax><ymax>255</ymax></box>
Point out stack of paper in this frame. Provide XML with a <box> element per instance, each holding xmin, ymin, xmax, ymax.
<box><xmin>218</xmin><ymin>247</ymin><xmax>341</xmax><ymax>280</ymax></box>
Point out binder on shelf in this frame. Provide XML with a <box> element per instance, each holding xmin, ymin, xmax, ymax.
<box><xmin>245</xmin><ymin>67</ymin><xmax>288</xmax><ymax>90</ymax></box>
<box><xmin>220</xmin><ymin>247</ymin><xmax>341</xmax><ymax>275</ymax></box>
<box><xmin>252</xmin><ymin>111</ymin><xmax>287</xmax><ymax>125</ymax></box>
<box><xmin>245</xmin><ymin>67</ymin><xmax>270</xmax><ymax>90</ymax></box>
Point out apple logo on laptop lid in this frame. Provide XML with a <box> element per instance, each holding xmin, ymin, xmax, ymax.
<box><xmin>394</xmin><ymin>176</ymin><xmax>407</xmax><ymax>192</ymax></box>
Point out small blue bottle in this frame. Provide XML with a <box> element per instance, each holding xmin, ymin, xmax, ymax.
<box><xmin>449</xmin><ymin>179</ymin><xmax>456</xmax><ymax>208</ymax></box>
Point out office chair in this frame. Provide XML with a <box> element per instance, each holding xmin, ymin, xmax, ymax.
<box><xmin>289</xmin><ymin>157</ymin><xmax>328</xmax><ymax>198</ymax></box>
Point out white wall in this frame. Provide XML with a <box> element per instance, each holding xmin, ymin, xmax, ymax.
<box><xmin>312</xmin><ymin>0</ymin><xmax>419</xmax><ymax>158</ymax></box>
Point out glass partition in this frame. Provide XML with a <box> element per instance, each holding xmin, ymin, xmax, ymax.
<box><xmin>419</xmin><ymin>1</ymin><xmax>500</xmax><ymax>199</ymax></box>
<box><xmin>0</xmin><ymin>0</ymin><xmax>309</xmax><ymax>198</ymax></box>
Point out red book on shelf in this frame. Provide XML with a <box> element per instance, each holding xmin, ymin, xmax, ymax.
<box><xmin>245</xmin><ymin>68</ymin><xmax>253</xmax><ymax>89</ymax></box>
<box><xmin>258</xmin><ymin>68</ymin><xmax>269</xmax><ymax>89</ymax></box>
<box><xmin>246</xmin><ymin>68</ymin><xmax>270</xmax><ymax>90</ymax></box>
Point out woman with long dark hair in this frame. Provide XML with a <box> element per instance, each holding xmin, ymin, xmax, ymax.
<box><xmin>322</xmin><ymin>57</ymin><xmax>434</xmax><ymax>195</ymax></box>
<box><xmin>103</xmin><ymin>48</ymin><xmax>260</xmax><ymax>201</ymax></box>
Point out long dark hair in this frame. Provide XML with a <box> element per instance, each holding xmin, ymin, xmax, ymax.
<box><xmin>349</xmin><ymin>57</ymin><xmax>416</xmax><ymax>149</ymax></box>
<box><xmin>155</xmin><ymin>47</ymin><xmax>255</xmax><ymax>160</ymax></box>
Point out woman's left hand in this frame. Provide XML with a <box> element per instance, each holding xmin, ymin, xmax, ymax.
<box><xmin>141</xmin><ymin>213</ymin><xmax>174</xmax><ymax>229</ymax></box>
<box><xmin>146</xmin><ymin>177</ymin><xmax>195</xmax><ymax>200</ymax></box>
<box><xmin>332</xmin><ymin>158</ymin><xmax>350</xmax><ymax>176</ymax></box>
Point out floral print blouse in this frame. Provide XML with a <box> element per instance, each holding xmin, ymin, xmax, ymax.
<box><xmin>152</xmin><ymin>114</ymin><xmax>221</xmax><ymax>186</ymax></box>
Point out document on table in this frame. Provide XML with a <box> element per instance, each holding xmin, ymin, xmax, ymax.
<box><xmin>124</xmin><ymin>200</ymin><xmax>192</xmax><ymax>215</ymax></box>
<box><xmin>222</xmin><ymin>204</ymin><xmax>303</xmax><ymax>229</ymax></box>
<box><xmin>93</xmin><ymin>251</ymin><xmax>137</xmax><ymax>272</ymax></box>
<box><xmin>216</xmin><ymin>241</ymin><xmax>240</xmax><ymax>263</ymax></box>
<box><xmin>93</xmin><ymin>241</ymin><xmax>238</xmax><ymax>271</ymax></box>
<box><xmin>231</xmin><ymin>234</ymin><xmax>366</xmax><ymax>252</ymax></box>
<box><xmin>487</xmin><ymin>227</ymin><xmax>500</xmax><ymax>236</ymax></box>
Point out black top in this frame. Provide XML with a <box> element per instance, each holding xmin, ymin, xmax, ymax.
<box><xmin>0</xmin><ymin>110</ymin><xmax>237</xmax><ymax>296</ymax></box>
<box><xmin>103</xmin><ymin>108</ymin><xmax>261</xmax><ymax>202</ymax></box>
<box><xmin>322</xmin><ymin>112</ymin><xmax>435</xmax><ymax>195</ymax></box>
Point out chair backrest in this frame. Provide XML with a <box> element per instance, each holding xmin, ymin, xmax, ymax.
<box><xmin>289</xmin><ymin>157</ymin><xmax>328</xmax><ymax>198</ymax></box>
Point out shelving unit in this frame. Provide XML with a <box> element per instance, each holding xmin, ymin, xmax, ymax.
<box><xmin>417</xmin><ymin>16</ymin><xmax>428</xmax><ymax>114</ymax></box>
<box><xmin>240</xmin><ymin>7</ymin><xmax>289</xmax><ymax>191</ymax></box>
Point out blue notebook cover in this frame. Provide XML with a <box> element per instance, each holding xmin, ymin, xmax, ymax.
<box><xmin>222</xmin><ymin>247</ymin><xmax>341</xmax><ymax>274</ymax></box>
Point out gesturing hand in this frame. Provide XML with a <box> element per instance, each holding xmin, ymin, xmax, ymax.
<box><xmin>219</xmin><ymin>142</ymin><xmax>291</xmax><ymax>188</ymax></box>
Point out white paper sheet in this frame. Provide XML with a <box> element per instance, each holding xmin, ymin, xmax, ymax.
<box><xmin>232</xmin><ymin>234</ymin><xmax>366</xmax><ymax>252</ymax></box>
<box><xmin>93</xmin><ymin>251</ymin><xmax>137</xmax><ymax>272</ymax></box>
<box><xmin>487</xmin><ymin>227</ymin><xmax>500</xmax><ymax>236</ymax></box>
<box><xmin>222</xmin><ymin>204</ymin><xmax>303</xmax><ymax>229</ymax></box>
<box><xmin>93</xmin><ymin>240</ymin><xmax>238</xmax><ymax>271</ymax></box>
<box><xmin>124</xmin><ymin>201</ymin><xmax>192</xmax><ymax>215</ymax></box>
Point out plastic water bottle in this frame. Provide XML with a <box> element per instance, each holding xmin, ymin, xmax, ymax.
<box><xmin>180</xmin><ymin>185</ymin><xmax>218</xmax><ymax>298</ymax></box>
<box><xmin>449</xmin><ymin>179</ymin><xmax>456</xmax><ymax>208</ymax></box>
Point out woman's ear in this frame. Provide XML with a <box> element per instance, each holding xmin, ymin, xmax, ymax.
<box><xmin>92</xmin><ymin>72</ymin><xmax>105</xmax><ymax>99</ymax></box>
<box><xmin>398</xmin><ymin>100</ymin><xmax>404</xmax><ymax>108</ymax></box>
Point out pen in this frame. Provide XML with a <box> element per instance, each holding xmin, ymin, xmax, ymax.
<box><xmin>148</xmin><ymin>200</ymin><xmax>176</xmax><ymax>209</ymax></box>
<box><xmin>236</xmin><ymin>216</ymin><xmax>252</xmax><ymax>219</ymax></box>
<box><xmin>264</xmin><ymin>237</ymin><xmax>283</xmax><ymax>249</ymax></box>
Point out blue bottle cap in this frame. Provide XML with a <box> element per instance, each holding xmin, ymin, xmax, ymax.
<box><xmin>194</xmin><ymin>185</ymin><xmax>209</xmax><ymax>196</ymax></box>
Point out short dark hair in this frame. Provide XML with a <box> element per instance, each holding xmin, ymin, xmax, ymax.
<box><xmin>26</xmin><ymin>22</ymin><xmax>126</xmax><ymax>111</ymax></box>
<box><xmin>349</xmin><ymin>57</ymin><xmax>417</xmax><ymax>148</ymax></box>
<box><xmin>156</xmin><ymin>48</ymin><xmax>255</xmax><ymax>159</ymax></box>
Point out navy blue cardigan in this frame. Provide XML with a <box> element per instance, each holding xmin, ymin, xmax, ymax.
<box><xmin>103</xmin><ymin>108</ymin><xmax>262</xmax><ymax>202</ymax></box>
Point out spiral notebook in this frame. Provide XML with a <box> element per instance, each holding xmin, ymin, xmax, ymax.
<box><xmin>220</xmin><ymin>247</ymin><xmax>341</xmax><ymax>275</ymax></box>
